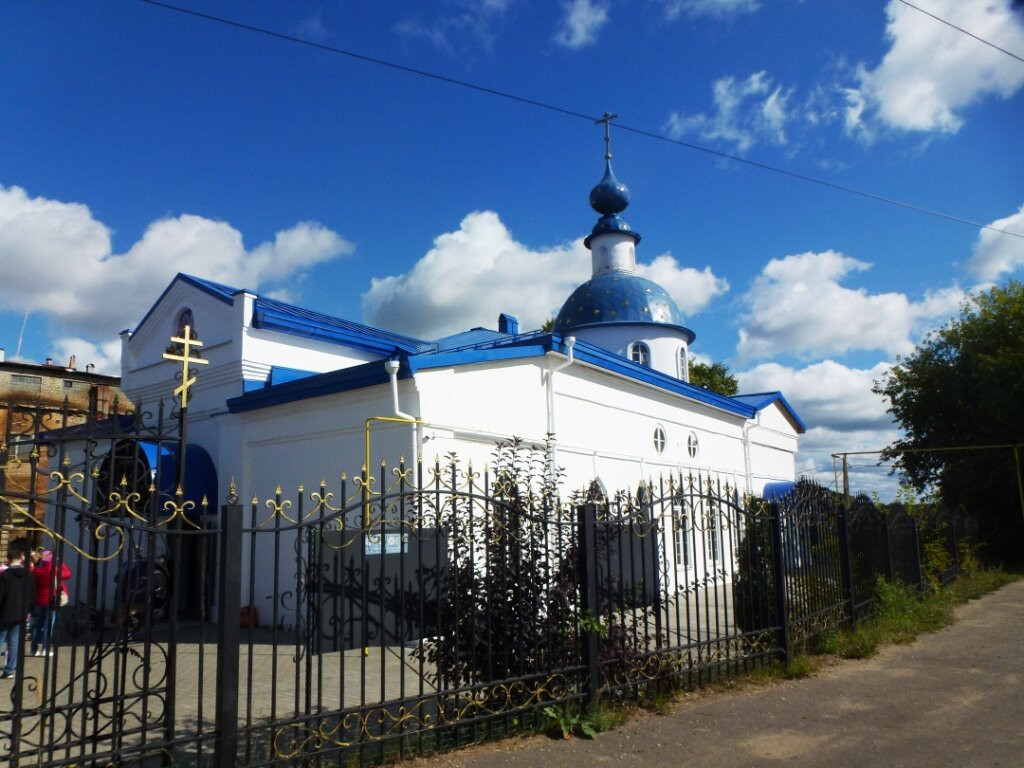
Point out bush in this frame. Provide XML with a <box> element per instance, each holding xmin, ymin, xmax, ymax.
<box><xmin>414</xmin><ymin>438</ymin><xmax>579</xmax><ymax>689</ymax></box>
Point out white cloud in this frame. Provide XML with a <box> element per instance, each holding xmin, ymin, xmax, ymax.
<box><xmin>49</xmin><ymin>337</ymin><xmax>123</xmax><ymax>377</ymax></box>
<box><xmin>848</xmin><ymin>0</ymin><xmax>1024</xmax><ymax>134</ymax></box>
<box><xmin>361</xmin><ymin>210</ymin><xmax>728</xmax><ymax>338</ymax></box>
<box><xmin>397</xmin><ymin>0</ymin><xmax>511</xmax><ymax>54</ymax></box>
<box><xmin>638</xmin><ymin>254</ymin><xmax>729</xmax><ymax>313</ymax></box>
<box><xmin>736</xmin><ymin>250</ymin><xmax>964</xmax><ymax>362</ymax></box>
<box><xmin>662</xmin><ymin>0</ymin><xmax>759</xmax><ymax>19</ymax></box>
<box><xmin>968</xmin><ymin>203</ymin><xmax>1024</xmax><ymax>279</ymax></box>
<box><xmin>0</xmin><ymin>184</ymin><xmax>353</xmax><ymax>339</ymax></box>
<box><xmin>737</xmin><ymin>359</ymin><xmax>895</xmax><ymax>433</ymax></box>
<box><xmin>738</xmin><ymin>358</ymin><xmax>904</xmax><ymax>496</ymax></box>
<box><xmin>796</xmin><ymin>426</ymin><xmax>903</xmax><ymax>498</ymax></box>
<box><xmin>666</xmin><ymin>71</ymin><xmax>794</xmax><ymax>153</ymax></box>
<box><xmin>554</xmin><ymin>0</ymin><xmax>609</xmax><ymax>49</ymax></box>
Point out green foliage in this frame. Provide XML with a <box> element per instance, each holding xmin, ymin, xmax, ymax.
<box><xmin>541</xmin><ymin>706</ymin><xmax>599</xmax><ymax>740</ymax></box>
<box><xmin>921</xmin><ymin>527</ymin><xmax>954</xmax><ymax>592</ymax></box>
<box><xmin>829</xmin><ymin>623</ymin><xmax>882</xmax><ymax>659</ymax></box>
<box><xmin>688</xmin><ymin>360</ymin><xmax>739</xmax><ymax>396</ymax></box>
<box><xmin>783</xmin><ymin>653</ymin><xmax>812</xmax><ymax>679</ymax></box>
<box><xmin>731</xmin><ymin>501</ymin><xmax>777</xmax><ymax>632</ymax></box>
<box><xmin>414</xmin><ymin>438</ymin><xmax>579</xmax><ymax>689</ymax></box>
<box><xmin>874</xmin><ymin>577</ymin><xmax>952</xmax><ymax>641</ymax></box>
<box><xmin>826</xmin><ymin>570</ymin><xmax>1017</xmax><ymax>660</ymax></box>
<box><xmin>874</xmin><ymin>281</ymin><xmax>1024</xmax><ymax>564</ymax></box>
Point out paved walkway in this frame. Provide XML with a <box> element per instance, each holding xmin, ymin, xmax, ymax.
<box><xmin>413</xmin><ymin>580</ymin><xmax>1024</xmax><ymax>768</ymax></box>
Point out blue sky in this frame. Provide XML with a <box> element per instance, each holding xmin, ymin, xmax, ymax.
<box><xmin>1</xmin><ymin>0</ymin><xmax>1022</xmax><ymax>493</ymax></box>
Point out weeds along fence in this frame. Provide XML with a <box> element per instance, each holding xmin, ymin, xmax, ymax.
<box><xmin>0</xmin><ymin>403</ymin><xmax>976</xmax><ymax>768</ymax></box>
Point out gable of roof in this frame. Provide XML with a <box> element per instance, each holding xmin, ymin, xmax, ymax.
<box><xmin>732</xmin><ymin>392</ymin><xmax>807</xmax><ymax>433</ymax></box>
<box><xmin>132</xmin><ymin>273</ymin><xmax>241</xmax><ymax>338</ymax></box>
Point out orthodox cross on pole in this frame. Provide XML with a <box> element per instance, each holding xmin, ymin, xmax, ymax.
<box><xmin>162</xmin><ymin>325</ymin><xmax>208</xmax><ymax>405</ymax></box>
<box><xmin>596</xmin><ymin>112</ymin><xmax>619</xmax><ymax>160</ymax></box>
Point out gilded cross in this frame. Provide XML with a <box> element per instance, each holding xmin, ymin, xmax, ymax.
<box><xmin>596</xmin><ymin>112</ymin><xmax>619</xmax><ymax>160</ymax></box>
<box><xmin>162</xmin><ymin>325</ymin><xmax>208</xmax><ymax>405</ymax></box>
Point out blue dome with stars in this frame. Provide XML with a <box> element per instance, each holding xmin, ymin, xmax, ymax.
<box><xmin>552</xmin><ymin>271</ymin><xmax>695</xmax><ymax>341</ymax></box>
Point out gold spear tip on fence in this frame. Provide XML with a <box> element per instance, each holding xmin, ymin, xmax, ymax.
<box><xmin>175</xmin><ymin>484</ymin><xmax>184</xmax><ymax>498</ymax></box>
<box><xmin>298</xmin><ymin>484</ymin><xmax>304</xmax><ymax>494</ymax></box>
<box><xmin>275</xmin><ymin>484</ymin><xmax>282</xmax><ymax>496</ymax></box>
<box><xmin>62</xmin><ymin>454</ymin><xmax>71</xmax><ymax>467</ymax></box>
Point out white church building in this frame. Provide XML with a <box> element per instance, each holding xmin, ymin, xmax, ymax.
<box><xmin>119</xmin><ymin>152</ymin><xmax>804</xmax><ymax>508</ymax></box>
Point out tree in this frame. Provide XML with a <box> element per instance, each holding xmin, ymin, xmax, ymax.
<box><xmin>874</xmin><ymin>281</ymin><xmax>1024</xmax><ymax>564</ymax></box>
<box><xmin>688</xmin><ymin>360</ymin><xmax>739</xmax><ymax>396</ymax></box>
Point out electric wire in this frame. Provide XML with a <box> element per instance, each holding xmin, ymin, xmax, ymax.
<box><xmin>136</xmin><ymin>0</ymin><xmax>1023</xmax><ymax>241</ymax></box>
<box><xmin>896</xmin><ymin>0</ymin><xmax>1024</xmax><ymax>64</ymax></box>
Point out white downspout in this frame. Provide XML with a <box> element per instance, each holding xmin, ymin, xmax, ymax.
<box><xmin>385</xmin><ymin>359</ymin><xmax>420</xmax><ymax>462</ymax></box>
<box><xmin>546</xmin><ymin>336</ymin><xmax>576</xmax><ymax>471</ymax></box>
<box><xmin>742</xmin><ymin>411</ymin><xmax>760</xmax><ymax>496</ymax></box>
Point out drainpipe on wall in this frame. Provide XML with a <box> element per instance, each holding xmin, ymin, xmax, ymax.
<box><xmin>385</xmin><ymin>359</ymin><xmax>421</xmax><ymax>465</ymax></box>
<box><xmin>546</xmin><ymin>336</ymin><xmax>576</xmax><ymax>473</ymax></box>
<box><xmin>742</xmin><ymin>411</ymin><xmax>760</xmax><ymax>495</ymax></box>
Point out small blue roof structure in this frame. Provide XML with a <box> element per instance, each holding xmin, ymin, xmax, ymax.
<box><xmin>732</xmin><ymin>392</ymin><xmax>807</xmax><ymax>433</ymax></box>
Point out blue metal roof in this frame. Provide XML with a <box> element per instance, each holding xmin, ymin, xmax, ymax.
<box><xmin>137</xmin><ymin>273</ymin><xmax>432</xmax><ymax>356</ymax></box>
<box><xmin>227</xmin><ymin>331</ymin><xmax>765</xmax><ymax>421</ymax></box>
<box><xmin>432</xmin><ymin>328</ymin><xmax>508</xmax><ymax>351</ymax></box>
<box><xmin>552</xmin><ymin>271</ymin><xmax>694</xmax><ymax>341</ymax></box>
<box><xmin>251</xmin><ymin>295</ymin><xmax>430</xmax><ymax>355</ymax></box>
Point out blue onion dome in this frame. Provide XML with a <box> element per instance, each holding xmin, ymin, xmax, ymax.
<box><xmin>585</xmin><ymin>160</ymin><xmax>640</xmax><ymax>249</ymax></box>
<box><xmin>590</xmin><ymin>159</ymin><xmax>630</xmax><ymax>215</ymax></box>
<box><xmin>553</xmin><ymin>271</ymin><xmax>695</xmax><ymax>342</ymax></box>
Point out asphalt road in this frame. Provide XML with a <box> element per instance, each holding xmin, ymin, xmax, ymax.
<box><xmin>412</xmin><ymin>580</ymin><xmax>1024</xmax><ymax>768</ymax></box>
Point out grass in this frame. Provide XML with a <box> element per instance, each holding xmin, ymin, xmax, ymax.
<box><xmin>827</xmin><ymin>569</ymin><xmax>1019</xmax><ymax>659</ymax></box>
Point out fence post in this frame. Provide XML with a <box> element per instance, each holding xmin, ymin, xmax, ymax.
<box><xmin>577</xmin><ymin>503</ymin><xmax>600</xmax><ymax>707</ymax></box>
<box><xmin>883</xmin><ymin>513</ymin><xmax>895</xmax><ymax>583</ymax></box>
<box><xmin>215</xmin><ymin>501</ymin><xmax>243</xmax><ymax>768</ymax></box>
<box><xmin>910</xmin><ymin>515</ymin><xmax>923</xmax><ymax>590</ymax></box>
<box><xmin>836</xmin><ymin>502</ymin><xmax>856</xmax><ymax>625</ymax></box>
<box><xmin>768</xmin><ymin>501</ymin><xmax>790</xmax><ymax>667</ymax></box>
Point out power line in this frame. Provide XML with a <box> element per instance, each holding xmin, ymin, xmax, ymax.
<box><xmin>137</xmin><ymin>0</ymin><xmax>1022</xmax><ymax>241</ymax></box>
<box><xmin>897</xmin><ymin>0</ymin><xmax>1024</xmax><ymax>64</ymax></box>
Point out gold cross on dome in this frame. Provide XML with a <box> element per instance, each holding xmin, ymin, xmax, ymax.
<box><xmin>162</xmin><ymin>324</ymin><xmax>208</xmax><ymax>405</ymax></box>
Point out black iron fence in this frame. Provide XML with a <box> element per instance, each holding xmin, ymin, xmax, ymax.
<box><xmin>0</xmin><ymin>397</ymin><xmax>975</xmax><ymax>768</ymax></box>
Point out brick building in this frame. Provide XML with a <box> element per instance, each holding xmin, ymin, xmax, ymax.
<box><xmin>0</xmin><ymin>349</ymin><xmax>131</xmax><ymax>549</ymax></box>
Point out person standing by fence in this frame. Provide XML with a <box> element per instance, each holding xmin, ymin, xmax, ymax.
<box><xmin>30</xmin><ymin>550</ymin><xmax>71</xmax><ymax>657</ymax></box>
<box><xmin>0</xmin><ymin>539</ymin><xmax>35</xmax><ymax>679</ymax></box>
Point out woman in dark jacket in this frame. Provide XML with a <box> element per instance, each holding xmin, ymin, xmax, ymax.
<box><xmin>0</xmin><ymin>540</ymin><xmax>35</xmax><ymax>678</ymax></box>
<box><xmin>30</xmin><ymin>550</ymin><xmax>71</xmax><ymax>657</ymax></box>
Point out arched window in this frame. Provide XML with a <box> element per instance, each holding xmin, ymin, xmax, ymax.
<box><xmin>629</xmin><ymin>342</ymin><xmax>650</xmax><ymax>367</ymax></box>
<box><xmin>679</xmin><ymin>346</ymin><xmax>690</xmax><ymax>382</ymax></box>
<box><xmin>653</xmin><ymin>425</ymin><xmax>666</xmax><ymax>454</ymax></box>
